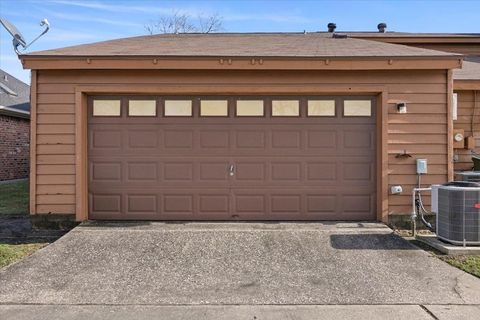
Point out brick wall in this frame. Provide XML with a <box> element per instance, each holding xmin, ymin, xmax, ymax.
<box><xmin>0</xmin><ymin>114</ymin><xmax>30</xmax><ymax>181</ymax></box>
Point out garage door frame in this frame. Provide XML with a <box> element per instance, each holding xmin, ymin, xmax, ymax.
<box><xmin>74</xmin><ymin>84</ymin><xmax>388</xmax><ymax>222</ymax></box>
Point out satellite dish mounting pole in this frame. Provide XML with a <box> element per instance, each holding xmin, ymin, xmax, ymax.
<box><xmin>0</xmin><ymin>18</ymin><xmax>50</xmax><ymax>55</ymax></box>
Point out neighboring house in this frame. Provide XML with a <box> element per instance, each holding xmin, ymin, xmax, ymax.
<box><xmin>18</xmin><ymin>29</ymin><xmax>479</xmax><ymax>225</ymax></box>
<box><xmin>343</xmin><ymin>32</ymin><xmax>480</xmax><ymax>171</ymax></box>
<box><xmin>0</xmin><ymin>69</ymin><xmax>30</xmax><ymax>181</ymax></box>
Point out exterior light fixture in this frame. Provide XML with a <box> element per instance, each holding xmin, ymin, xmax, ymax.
<box><xmin>396</xmin><ymin>102</ymin><xmax>407</xmax><ymax>114</ymax></box>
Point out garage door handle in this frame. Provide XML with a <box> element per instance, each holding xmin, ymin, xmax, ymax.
<box><xmin>229</xmin><ymin>164</ymin><xmax>235</xmax><ymax>176</ymax></box>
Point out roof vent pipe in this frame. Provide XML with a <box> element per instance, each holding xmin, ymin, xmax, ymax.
<box><xmin>377</xmin><ymin>23</ymin><xmax>387</xmax><ymax>33</ymax></box>
<box><xmin>327</xmin><ymin>23</ymin><xmax>336</xmax><ymax>32</ymax></box>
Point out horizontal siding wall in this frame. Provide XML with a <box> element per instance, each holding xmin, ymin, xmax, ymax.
<box><xmin>453</xmin><ymin>90</ymin><xmax>480</xmax><ymax>171</ymax></box>
<box><xmin>411</xmin><ymin>44</ymin><xmax>480</xmax><ymax>55</ymax></box>
<box><xmin>34</xmin><ymin>69</ymin><xmax>449</xmax><ymax>216</ymax></box>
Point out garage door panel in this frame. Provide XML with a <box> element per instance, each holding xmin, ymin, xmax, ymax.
<box><xmin>90</xmin><ymin>193</ymin><xmax>122</xmax><ymax>215</ymax></box>
<box><xmin>306</xmin><ymin>162</ymin><xmax>337</xmax><ymax>181</ymax></box>
<box><xmin>127</xmin><ymin>194</ymin><xmax>157</xmax><ymax>214</ymax></box>
<box><xmin>306</xmin><ymin>195</ymin><xmax>337</xmax><ymax>213</ymax></box>
<box><xmin>343</xmin><ymin>162</ymin><xmax>373</xmax><ymax>182</ymax></box>
<box><xmin>341</xmin><ymin>128</ymin><xmax>376</xmax><ymax>156</ymax></box>
<box><xmin>127</xmin><ymin>162</ymin><xmax>158</xmax><ymax>181</ymax></box>
<box><xmin>307</xmin><ymin>130</ymin><xmax>337</xmax><ymax>149</ymax></box>
<box><xmin>164</xmin><ymin>162</ymin><xmax>194</xmax><ymax>181</ymax></box>
<box><xmin>342</xmin><ymin>194</ymin><xmax>374</xmax><ymax>215</ymax></box>
<box><xmin>234</xmin><ymin>194</ymin><xmax>266</xmax><ymax>214</ymax></box>
<box><xmin>271</xmin><ymin>130</ymin><xmax>302</xmax><ymax>149</ymax></box>
<box><xmin>88</xmin><ymin>95</ymin><xmax>376</xmax><ymax>220</ymax></box>
<box><xmin>127</xmin><ymin>130</ymin><xmax>159</xmax><ymax>149</ymax></box>
<box><xmin>234</xmin><ymin>130</ymin><xmax>266</xmax><ymax>149</ymax></box>
<box><xmin>271</xmin><ymin>162</ymin><xmax>301</xmax><ymax>181</ymax></box>
<box><xmin>271</xmin><ymin>195</ymin><xmax>302</xmax><ymax>213</ymax></box>
<box><xmin>199</xmin><ymin>130</ymin><xmax>230</xmax><ymax>149</ymax></box>
<box><xmin>199</xmin><ymin>194</ymin><xmax>230</xmax><ymax>214</ymax></box>
<box><xmin>199</xmin><ymin>162</ymin><xmax>230</xmax><ymax>181</ymax></box>
<box><xmin>164</xmin><ymin>130</ymin><xmax>194</xmax><ymax>149</ymax></box>
<box><xmin>90</xmin><ymin>161</ymin><xmax>122</xmax><ymax>182</ymax></box>
<box><xmin>163</xmin><ymin>194</ymin><xmax>194</xmax><ymax>215</ymax></box>
<box><xmin>234</xmin><ymin>162</ymin><xmax>266</xmax><ymax>181</ymax></box>
<box><xmin>90</xmin><ymin>129</ymin><xmax>122</xmax><ymax>150</ymax></box>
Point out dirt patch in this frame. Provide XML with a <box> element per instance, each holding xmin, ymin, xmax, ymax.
<box><xmin>0</xmin><ymin>215</ymin><xmax>66</xmax><ymax>245</ymax></box>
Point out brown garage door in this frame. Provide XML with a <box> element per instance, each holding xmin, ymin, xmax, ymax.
<box><xmin>88</xmin><ymin>95</ymin><xmax>376</xmax><ymax>220</ymax></box>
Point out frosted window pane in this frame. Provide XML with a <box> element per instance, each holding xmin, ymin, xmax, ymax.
<box><xmin>344</xmin><ymin>100</ymin><xmax>372</xmax><ymax>116</ymax></box>
<box><xmin>128</xmin><ymin>100</ymin><xmax>156</xmax><ymax>116</ymax></box>
<box><xmin>93</xmin><ymin>100</ymin><xmax>120</xmax><ymax>116</ymax></box>
<box><xmin>201</xmin><ymin>100</ymin><xmax>228</xmax><ymax>116</ymax></box>
<box><xmin>272</xmin><ymin>100</ymin><xmax>299</xmax><ymax>116</ymax></box>
<box><xmin>236</xmin><ymin>100</ymin><xmax>264</xmax><ymax>116</ymax></box>
<box><xmin>164</xmin><ymin>100</ymin><xmax>192</xmax><ymax>116</ymax></box>
<box><xmin>308</xmin><ymin>100</ymin><xmax>335</xmax><ymax>116</ymax></box>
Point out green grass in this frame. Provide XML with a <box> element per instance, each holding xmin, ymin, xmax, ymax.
<box><xmin>0</xmin><ymin>180</ymin><xmax>29</xmax><ymax>215</ymax></box>
<box><xmin>0</xmin><ymin>243</ymin><xmax>45</xmax><ymax>269</ymax></box>
<box><xmin>443</xmin><ymin>255</ymin><xmax>480</xmax><ymax>278</ymax></box>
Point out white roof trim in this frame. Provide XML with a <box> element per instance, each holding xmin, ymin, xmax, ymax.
<box><xmin>0</xmin><ymin>105</ymin><xmax>30</xmax><ymax>119</ymax></box>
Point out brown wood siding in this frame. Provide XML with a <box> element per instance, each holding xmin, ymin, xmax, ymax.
<box><xmin>394</xmin><ymin>43</ymin><xmax>480</xmax><ymax>56</ymax></box>
<box><xmin>33</xmin><ymin>69</ymin><xmax>449</xmax><ymax>216</ymax></box>
<box><xmin>353</xmin><ymin>38</ymin><xmax>480</xmax><ymax>56</ymax></box>
<box><xmin>453</xmin><ymin>90</ymin><xmax>480</xmax><ymax>171</ymax></box>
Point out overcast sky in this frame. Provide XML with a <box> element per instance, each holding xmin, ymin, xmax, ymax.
<box><xmin>1</xmin><ymin>0</ymin><xmax>479</xmax><ymax>83</ymax></box>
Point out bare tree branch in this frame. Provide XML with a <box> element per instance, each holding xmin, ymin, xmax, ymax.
<box><xmin>198</xmin><ymin>13</ymin><xmax>223</xmax><ymax>33</ymax></box>
<box><xmin>145</xmin><ymin>10</ymin><xmax>223</xmax><ymax>34</ymax></box>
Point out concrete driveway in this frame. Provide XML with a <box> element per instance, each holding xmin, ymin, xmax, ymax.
<box><xmin>1</xmin><ymin>222</ymin><xmax>480</xmax><ymax>319</ymax></box>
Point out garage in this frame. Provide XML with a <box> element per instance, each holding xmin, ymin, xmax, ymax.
<box><xmin>21</xmin><ymin>32</ymin><xmax>461</xmax><ymax>223</ymax></box>
<box><xmin>88</xmin><ymin>95</ymin><xmax>376</xmax><ymax>220</ymax></box>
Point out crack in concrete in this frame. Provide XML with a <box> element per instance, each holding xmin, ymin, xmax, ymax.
<box><xmin>420</xmin><ymin>305</ymin><xmax>440</xmax><ymax>320</ymax></box>
<box><xmin>452</xmin><ymin>275</ymin><xmax>467</xmax><ymax>303</ymax></box>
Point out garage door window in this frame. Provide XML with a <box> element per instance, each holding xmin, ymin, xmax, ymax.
<box><xmin>200</xmin><ymin>100</ymin><xmax>228</xmax><ymax>116</ymax></box>
<box><xmin>164</xmin><ymin>100</ymin><xmax>192</xmax><ymax>116</ymax></box>
<box><xmin>93</xmin><ymin>100</ymin><xmax>121</xmax><ymax>116</ymax></box>
<box><xmin>128</xmin><ymin>100</ymin><xmax>156</xmax><ymax>116</ymax></box>
<box><xmin>272</xmin><ymin>100</ymin><xmax>299</xmax><ymax>116</ymax></box>
<box><xmin>236</xmin><ymin>100</ymin><xmax>264</xmax><ymax>116</ymax></box>
<box><xmin>344</xmin><ymin>100</ymin><xmax>372</xmax><ymax>117</ymax></box>
<box><xmin>308</xmin><ymin>100</ymin><xmax>335</xmax><ymax>116</ymax></box>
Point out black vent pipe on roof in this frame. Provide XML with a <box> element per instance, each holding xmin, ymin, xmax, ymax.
<box><xmin>377</xmin><ymin>23</ymin><xmax>387</xmax><ymax>33</ymax></box>
<box><xmin>327</xmin><ymin>23</ymin><xmax>336</xmax><ymax>32</ymax></box>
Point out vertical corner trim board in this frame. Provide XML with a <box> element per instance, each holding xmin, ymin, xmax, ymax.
<box><xmin>447</xmin><ymin>69</ymin><xmax>454</xmax><ymax>181</ymax></box>
<box><xmin>30</xmin><ymin>70</ymin><xmax>37</xmax><ymax>215</ymax></box>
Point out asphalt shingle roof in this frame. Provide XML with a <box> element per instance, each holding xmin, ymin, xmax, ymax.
<box><xmin>24</xmin><ymin>33</ymin><xmax>459</xmax><ymax>58</ymax></box>
<box><xmin>0</xmin><ymin>69</ymin><xmax>30</xmax><ymax>112</ymax></box>
<box><xmin>454</xmin><ymin>56</ymin><xmax>480</xmax><ymax>81</ymax></box>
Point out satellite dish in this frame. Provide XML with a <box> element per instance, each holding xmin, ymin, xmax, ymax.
<box><xmin>0</xmin><ymin>18</ymin><xmax>50</xmax><ymax>55</ymax></box>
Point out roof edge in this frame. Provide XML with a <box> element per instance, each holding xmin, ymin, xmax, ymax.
<box><xmin>0</xmin><ymin>106</ymin><xmax>30</xmax><ymax>119</ymax></box>
<box><xmin>20</xmin><ymin>55</ymin><xmax>463</xmax><ymax>71</ymax></box>
<box><xmin>19</xmin><ymin>53</ymin><xmax>462</xmax><ymax>59</ymax></box>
